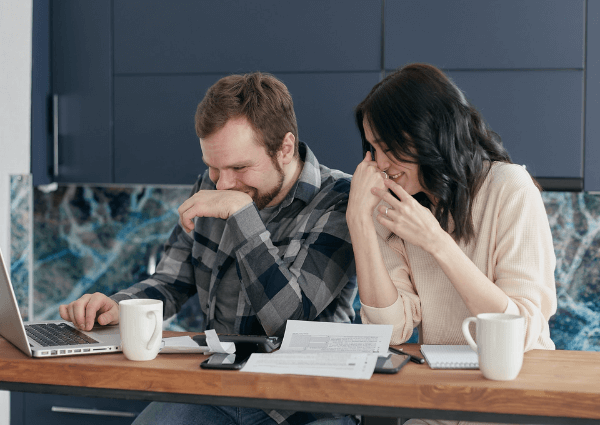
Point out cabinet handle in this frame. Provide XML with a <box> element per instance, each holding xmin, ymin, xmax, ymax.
<box><xmin>51</xmin><ymin>406</ymin><xmax>137</xmax><ymax>418</ymax></box>
<box><xmin>52</xmin><ymin>94</ymin><xmax>59</xmax><ymax>177</ymax></box>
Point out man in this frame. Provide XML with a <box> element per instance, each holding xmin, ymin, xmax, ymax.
<box><xmin>59</xmin><ymin>72</ymin><xmax>357</xmax><ymax>425</ymax></box>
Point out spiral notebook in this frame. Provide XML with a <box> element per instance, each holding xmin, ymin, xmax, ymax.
<box><xmin>420</xmin><ymin>345</ymin><xmax>479</xmax><ymax>369</ymax></box>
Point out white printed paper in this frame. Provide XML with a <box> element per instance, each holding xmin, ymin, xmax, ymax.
<box><xmin>280</xmin><ymin>320</ymin><xmax>392</xmax><ymax>355</ymax></box>
<box><xmin>240</xmin><ymin>320</ymin><xmax>393</xmax><ymax>379</ymax></box>
<box><xmin>242</xmin><ymin>352</ymin><xmax>378</xmax><ymax>379</ymax></box>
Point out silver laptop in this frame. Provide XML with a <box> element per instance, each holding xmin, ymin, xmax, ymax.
<box><xmin>0</xmin><ymin>247</ymin><xmax>121</xmax><ymax>357</ymax></box>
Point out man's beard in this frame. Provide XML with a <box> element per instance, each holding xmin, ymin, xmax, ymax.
<box><xmin>243</xmin><ymin>158</ymin><xmax>286</xmax><ymax>210</ymax></box>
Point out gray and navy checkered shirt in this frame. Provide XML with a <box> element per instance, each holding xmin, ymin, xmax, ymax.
<box><xmin>111</xmin><ymin>143</ymin><xmax>358</xmax><ymax>423</ymax></box>
<box><xmin>112</xmin><ymin>141</ymin><xmax>356</xmax><ymax>334</ymax></box>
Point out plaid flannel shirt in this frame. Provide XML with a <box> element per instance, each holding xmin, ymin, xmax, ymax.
<box><xmin>112</xmin><ymin>142</ymin><xmax>358</xmax><ymax>424</ymax></box>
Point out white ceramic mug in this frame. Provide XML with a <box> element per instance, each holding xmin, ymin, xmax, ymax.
<box><xmin>119</xmin><ymin>299</ymin><xmax>163</xmax><ymax>361</ymax></box>
<box><xmin>462</xmin><ymin>313</ymin><xmax>525</xmax><ymax>380</ymax></box>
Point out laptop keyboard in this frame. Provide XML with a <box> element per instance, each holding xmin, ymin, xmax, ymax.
<box><xmin>25</xmin><ymin>322</ymin><xmax>99</xmax><ymax>347</ymax></box>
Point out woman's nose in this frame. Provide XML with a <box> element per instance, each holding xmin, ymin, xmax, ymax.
<box><xmin>375</xmin><ymin>152</ymin><xmax>390</xmax><ymax>172</ymax></box>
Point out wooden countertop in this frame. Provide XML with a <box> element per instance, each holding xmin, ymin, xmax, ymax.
<box><xmin>1</xmin><ymin>332</ymin><xmax>599</xmax><ymax>422</ymax></box>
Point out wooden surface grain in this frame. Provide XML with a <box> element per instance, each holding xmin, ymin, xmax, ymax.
<box><xmin>1</xmin><ymin>332</ymin><xmax>599</xmax><ymax>420</ymax></box>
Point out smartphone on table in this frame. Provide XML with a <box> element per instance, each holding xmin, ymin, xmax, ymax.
<box><xmin>198</xmin><ymin>335</ymin><xmax>281</xmax><ymax>370</ymax></box>
<box><xmin>374</xmin><ymin>353</ymin><xmax>410</xmax><ymax>374</ymax></box>
<box><xmin>200</xmin><ymin>348</ymin><xmax>253</xmax><ymax>370</ymax></box>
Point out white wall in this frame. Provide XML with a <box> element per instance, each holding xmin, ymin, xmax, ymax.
<box><xmin>0</xmin><ymin>0</ymin><xmax>33</xmax><ymax>423</ymax></box>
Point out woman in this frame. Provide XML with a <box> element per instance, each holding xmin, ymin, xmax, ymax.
<box><xmin>347</xmin><ymin>63</ymin><xmax>557</xmax><ymax>359</ymax></box>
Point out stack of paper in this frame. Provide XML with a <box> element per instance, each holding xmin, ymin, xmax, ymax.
<box><xmin>240</xmin><ymin>320</ymin><xmax>393</xmax><ymax>380</ymax></box>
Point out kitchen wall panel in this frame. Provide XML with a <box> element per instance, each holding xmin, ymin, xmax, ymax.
<box><xmin>113</xmin><ymin>0</ymin><xmax>381</xmax><ymax>74</ymax></box>
<box><xmin>113</xmin><ymin>75</ymin><xmax>221</xmax><ymax>184</ymax></box>
<box><xmin>446</xmin><ymin>70</ymin><xmax>584</xmax><ymax>179</ymax></box>
<box><xmin>385</xmin><ymin>0</ymin><xmax>585</xmax><ymax>70</ymax></box>
<box><xmin>51</xmin><ymin>0</ymin><xmax>112</xmax><ymax>183</ymax></box>
<box><xmin>585</xmin><ymin>0</ymin><xmax>600</xmax><ymax>191</ymax></box>
<box><xmin>38</xmin><ymin>0</ymin><xmax>597</xmax><ymax>189</ymax></box>
<box><xmin>114</xmin><ymin>72</ymin><xmax>380</xmax><ymax>184</ymax></box>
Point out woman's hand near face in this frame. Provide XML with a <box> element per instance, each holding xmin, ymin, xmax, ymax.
<box><xmin>347</xmin><ymin>152</ymin><xmax>386</xmax><ymax>228</ymax></box>
<box><xmin>373</xmin><ymin>179</ymin><xmax>448</xmax><ymax>255</ymax></box>
<box><xmin>347</xmin><ymin>152</ymin><xmax>400</xmax><ymax>310</ymax></box>
<box><xmin>375</xmin><ymin>178</ymin><xmax>510</xmax><ymax>317</ymax></box>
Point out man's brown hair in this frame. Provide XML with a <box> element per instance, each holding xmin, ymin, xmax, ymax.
<box><xmin>195</xmin><ymin>72</ymin><xmax>299</xmax><ymax>159</ymax></box>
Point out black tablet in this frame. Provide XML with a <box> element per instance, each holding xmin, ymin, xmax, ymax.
<box><xmin>192</xmin><ymin>334</ymin><xmax>281</xmax><ymax>353</ymax></box>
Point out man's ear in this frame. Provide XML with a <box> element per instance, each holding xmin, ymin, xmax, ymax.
<box><xmin>278</xmin><ymin>132</ymin><xmax>296</xmax><ymax>165</ymax></box>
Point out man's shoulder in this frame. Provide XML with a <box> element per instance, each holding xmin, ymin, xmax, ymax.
<box><xmin>319</xmin><ymin>165</ymin><xmax>352</xmax><ymax>194</ymax></box>
<box><xmin>299</xmin><ymin>142</ymin><xmax>351</xmax><ymax>196</ymax></box>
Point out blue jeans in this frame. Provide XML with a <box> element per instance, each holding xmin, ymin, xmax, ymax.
<box><xmin>132</xmin><ymin>402</ymin><xmax>358</xmax><ymax>425</ymax></box>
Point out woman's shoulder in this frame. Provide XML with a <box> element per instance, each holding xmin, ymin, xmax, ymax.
<box><xmin>486</xmin><ymin>162</ymin><xmax>539</xmax><ymax>193</ymax></box>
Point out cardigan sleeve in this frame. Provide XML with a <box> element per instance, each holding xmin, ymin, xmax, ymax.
<box><xmin>359</xmin><ymin>219</ymin><xmax>422</xmax><ymax>345</ymax></box>
<box><xmin>492</xmin><ymin>173</ymin><xmax>557</xmax><ymax>351</ymax></box>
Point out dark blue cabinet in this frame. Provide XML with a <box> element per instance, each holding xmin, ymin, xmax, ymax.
<box><xmin>11</xmin><ymin>392</ymin><xmax>148</xmax><ymax>425</ymax></box>
<box><xmin>113</xmin><ymin>74</ymin><xmax>221</xmax><ymax>184</ymax></box>
<box><xmin>32</xmin><ymin>0</ymin><xmax>598</xmax><ymax>187</ymax></box>
<box><xmin>113</xmin><ymin>0</ymin><xmax>381</xmax><ymax>74</ymax></box>
<box><xmin>446</xmin><ymin>70</ymin><xmax>584</xmax><ymax>180</ymax></box>
<box><xmin>39</xmin><ymin>0</ymin><xmax>381</xmax><ymax>185</ymax></box>
<box><xmin>385</xmin><ymin>0</ymin><xmax>585</xmax><ymax>70</ymax></box>
<box><xmin>278</xmin><ymin>72</ymin><xmax>381</xmax><ymax>174</ymax></box>
<box><xmin>113</xmin><ymin>72</ymin><xmax>380</xmax><ymax>184</ymax></box>
<box><xmin>585</xmin><ymin>0</ymin><xmax>600</xmax><ymax>192</ymax></box>
<box><xmin>51</xmin><ymin>0</ymin><xmax>113</xmax><ymax>184</ymax></box>
<box><xmin>384</xmin><ymin>0</ymin><xmax>587</xmax><ymax>191</ymax></box>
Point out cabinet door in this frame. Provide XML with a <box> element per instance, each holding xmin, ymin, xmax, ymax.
<box><xmin>11</xmin><ymin>392</ymin><xmax>148</xmax><ymax>425</ymax></box>
<box><xmin>114</xmin><ymin>0</ymin><xmax>381</xmax><ymax>74</ymax></box>
<box><xmin>114</xmin><ymin>72</ymin><xmax>380</xmax><ymax>184</ymax></box>
<box><xmin>51</xmin><ymin>0</ymin><xmax>112</xmax><ymax>183</ymax></box>
<box><xmin>385</xmin><ymin>0</ymin><xmax>585</xmax><ymax>70</ymax></box>
<box><xmin>113</xmin><ymin>75</ymin><xmax>221</xmax><ymax>184</ymax></box>
<box><xmin>384</xmin><ymin>0</ymin><xmax>586</xmax><ymax>190</ymax></box>
<box><xmin>31</xmin><ymin>0</ymin><xmax>52</xmax><ymax>186</ymax></box>
<box><xmin>278</xmin><ymin>72</ymin><xmax>382</xmax><ymax>175</ymax></box>
<box><xmin>584</xmin><ymin>0</ymin><xmax>600</xmax><ymax>191</ymax></box>
<box><xmin>446</xmin><ymin>70</ymin><xmax>583</xmax><ymax>181</ymax></box>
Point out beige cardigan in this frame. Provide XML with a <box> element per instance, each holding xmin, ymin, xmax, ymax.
<box><xmin>360</xmin><ymin>162</ymin><xmax>557</xmax><ymax>351</ymax></box>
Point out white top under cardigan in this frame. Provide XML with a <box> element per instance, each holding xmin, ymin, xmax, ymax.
<box><xmin>360</xmin><ymin>162</ymin><xmax>557</xmax><ymax>351</ymax></box>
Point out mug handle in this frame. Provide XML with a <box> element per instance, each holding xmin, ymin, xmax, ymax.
<box><xmin>146</xmin><ymin>310</ymin><xmax>161</xmax><ymax>351</ymax></box>
<box><xmin>462</xmin><ymin>317</ymin><xmax>478</xmax><ymax>352</ymax></box>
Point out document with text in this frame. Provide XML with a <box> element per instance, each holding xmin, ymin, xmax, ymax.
<box><xmin>240</xmin><ymin>320</ymin><xmax>393</xmax><ymax>379</ymax></box>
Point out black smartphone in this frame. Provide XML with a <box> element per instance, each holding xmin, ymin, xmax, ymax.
<box><xmin>200</xmin><ymin>350</ymin><xmax>253</xmax><ymax>370</ymax></box>
<box><xmin>198</xmin><ymin>337</ymin><xmax>281</xmax><ymax>370</ymax></box>
<box><xmin>374</xmin><ymin>353</ymin><xmax>410</xmax><ymax>374</ymax></box>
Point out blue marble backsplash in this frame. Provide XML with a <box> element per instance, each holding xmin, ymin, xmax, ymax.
<box><xmin>9</xmin><ymin>175</ymin><xmax>32</xmax><ymax>321</ymax></box>
<box><xmin>9</xmin><ymin>176</ymin><xmax>600</xmax><ymax>350</ymax></box>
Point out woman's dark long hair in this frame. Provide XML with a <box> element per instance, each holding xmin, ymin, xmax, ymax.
<box><xmin>356</xmin><ymin>63</ymin><xmax>516</xmax><ymax>244</ymax></box>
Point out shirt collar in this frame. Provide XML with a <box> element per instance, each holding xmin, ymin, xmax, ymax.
<box><xmin>279</xmin><ymin>142</ymin><xmax>322</xmax><ymax>207</ymax></box>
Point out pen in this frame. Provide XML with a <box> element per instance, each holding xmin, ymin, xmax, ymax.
<box><xmin>389</xmin><ymin>346</ymin><xmax>425</xmax><ymax>364</ymax></box>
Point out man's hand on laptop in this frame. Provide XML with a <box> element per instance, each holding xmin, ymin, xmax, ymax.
<box><xmin>59</xmin><ymin>293</ymin><xmax>119</xmax><ymax>331</ymax></box>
